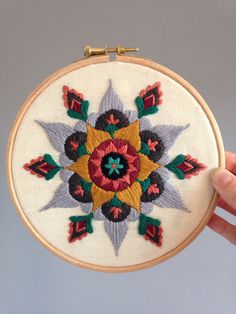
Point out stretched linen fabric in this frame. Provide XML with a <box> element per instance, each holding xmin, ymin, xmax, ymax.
<box><xmin>10</xmin><ymin>61</ymin><xmax>220</xmax><ymax>268</ymax></box>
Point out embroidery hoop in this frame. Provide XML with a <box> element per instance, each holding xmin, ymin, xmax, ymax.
<box><xmin>7</xmin><ymin>52</ymin><xmax>225</xmax><ymax>272</ymax></box>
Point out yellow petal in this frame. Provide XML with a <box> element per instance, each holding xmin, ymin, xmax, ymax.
<box><xmin>91</xmin><ymin>184</ymin><xmax>114</xmax><ymax>210</ymax></box>
<box><xmin>117</xmin><ymin>181</ymin><xmax>142</xmax><ymax>211</ymax></box>
<box><xmin>114</xmin><ymin>120</ymin><xmax>141</xmax><ymax>151</ymax></box>
<box><xmin>66</xmin><ymin>155</ymin><xmax>91</xmax><ymax>182</ymax></box>
<box><xmin>137</xmin><ymin>153</ymin><xmax>161</xmax><ymax>181</ymax></box>
<box><xmin>86</xmin><ymin>123</ymin><xmax>111</xmax><ymax>153</ymax></box>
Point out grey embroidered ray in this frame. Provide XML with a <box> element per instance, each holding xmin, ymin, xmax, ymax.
<box><xmin>104</xmin><ymin>220</ymin><xmax>128</xmax><ymax>255</ymax></box>
<box><xmin>157</xmin><ymin>152</ymin><xmax>170</xmax><ymax>166</ymax></box>
<box><xmin>125</xmin><ymin>110</ymin><xmax>138</xmax><ymax>124</ymax></box>
<box><xmin>99</xmin><ymin>79</ymin><xmax>124</xmax><ymax>114</ymax></box>
<box><xmin>153</xmin><ymin>181</ymin><xmax>188</xmax><ymax>211</ymax></box>
<box><xmin>156</xmin><ymin>167</ymin><xmax>170</xmax><ymax>182</ymax></box>
<box><xmin>59</xmin><ymin>152</ymin><xmax>72</xmax><ymax>167</ymax></box>
<box><xmin>153</xmin><ymin>124</ymin><xmax>190</xmax><ymax>152</ymax></box>
<box><xmin>41</xmin><ymin>183</ymin><xmax>78</xmax><ymax>211</ymax></box>
<box><xmin>93</xmin><ymin>204</ymin><xmax>131</xmax><ymax>253</ymax></box>
<box><xmin>141</xmin><ymin>202</ymin><xmax>154</xmax><ymax>214</ymax></box>
<box><xmin>37</xmin><ymin>121</ymin><xmax>74</xmax><ymax>152</ymax></box>
<box><xmin>139</xmin><ymin>117</ymin><xmax>153</xmax><ymax>131</ymax></box>
<box><xmin>60</xmin><ymin>168</ymin><xmax>73</xmax><ymax>182</ymax></box>
<box><xmin>87</xmin><ymin>112</ymin><xmax>98</xmax><ymax>127</ymax></box>
<box><xmin>80</xmin><ymin>202</ymin><xmax>93</xmax><ymax>214</ymax></box>
<box><xmin>74</xmin><ymin>120</ymin><xmax>87</xmax><ymax>133</ymax></box>
<box><xmin>41</xmin><ymin>182</ymin><xmax>93</xmax><ymax>213</ymax></box>
<box><xmin>127</xmin><ymin>208</ymin><xmax>139</xmax><ymax>221</ymax></box>
<box><xmin>92</xmin><ymin>207</ymin><xmax>104</xmax><ymax>220</ymax></box>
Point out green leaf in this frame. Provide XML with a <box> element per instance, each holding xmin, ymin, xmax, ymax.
<box><xmin>43</xmin><ymin>154</ymin><xmax>62</xmax><ymax>180</ymax></box>
<box><xmin>104</xmin><ymin>124</ymin><xmax>118</xmax><ymax>137</ymax></box>
<box><xmin>139</xmin><ymin>178</ymin><xmax>151</xmax><ymax>193</ymax></box>
<box><xmin>44</xmin><ymin>154</ymin><xmax>60</xmax><ymax>167</ymax></box>
<box><xmin>80</xmin><ymin>178</ymin><xmax>92</xmax><ymax>192</ymax></box>
<box><xmin>81</xmin><ymin>100</ymin><xmax>89</xmax><ymax>121</ymax></box>
<box><xmin>142</xmin><ymin>106</ymin><xmax>159</xmax><ymax>117</ymax></box>
<box><xmin>110</xmin><ymin>195</ymin><xmax>123</xmax><ymax>207</ymax></box>
<box><xmin>135</xmin><ymin>96</ymin><xmax>144</xmax><ymax>118</ymax></box>
<box><xmin>135</xmin><ymin>96</ymin><xmax>159</xmax><ymax>118</ymax></box>
<box><xmin>45</xmin><ymin>167</ymin><xmax>62</xmax><ymax>180</ymax></box>
<box><xmin>67</xmin><ymin>100</ymin><xmax>89</xmax><ymax>121</ymax></box>
<box><xmin>69</xmin><ymin>213</ymin><xmax>93</xmax><ymax>233</ymax></box>
<box><xmin>165</xmin><ymin>154</ymin><xmax>186</xmax><ymax>179</ymax></box>
<box><xmin>67</xmin><ymin>109</ymin><xmax>82</xmax><ymax>119</ymax></box>
<box><xmin>139</xmin><ymin>213</ymin><xmax>161</xmax><ymax>235</ymax></box>
<box><xmin>139</xmin><ymin>142</ymin><xmax>150</xmax><ymax>156</ymax></box>
<box><xmin>77</xmin><ymin>144</ymin><xmax>88</xmax><ymax>157</ymax></box>
<box><xmin>176</xmin><ymin>169</ymin><xmax>185</xmax><ymax>179</ymax></box>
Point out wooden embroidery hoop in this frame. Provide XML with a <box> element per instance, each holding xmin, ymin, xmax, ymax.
<box><xmin>7</xmin><ymin>50</ymin><xmax>225</xmax><ymax>272</ymax></box>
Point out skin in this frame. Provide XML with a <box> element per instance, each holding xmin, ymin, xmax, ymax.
<box><xmin>208</xmin><ymin>152</ymin><xmax>236</xmax><ymax>245</ymax></box>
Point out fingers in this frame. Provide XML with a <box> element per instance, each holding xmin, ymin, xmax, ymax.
<box><xmin>211</xmin><ymin>168</ymin><xmax>236</xmax><ymax>211</ymax></box>
<box><xmin>217</xmin><ymin>196</ymin><xmax>236</xmax><ymax>216</ymax></box>
<box><xmin>216</xmin><ymin>151</ymin><xmax>236</xmax><ymax>215</ymax></box>
<box><xmin>225</xmin><ymin>152</ymin><xmax>236</xmax><ymax>174</ymax></box>
<box><xmin>208</xmin><ymin>152</ymin><xmax>236</xmax><ymax>245</ymax></box>
<box><xmin>208</xmin><ymin>213</ymin><xmax>236</xmax><ymax>245</ymax></box>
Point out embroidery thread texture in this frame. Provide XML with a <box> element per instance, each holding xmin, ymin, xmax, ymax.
<box><xmin>23</xmin><ymin>79</ymin><xmax>207</xmax><ymax>254</ymax></box>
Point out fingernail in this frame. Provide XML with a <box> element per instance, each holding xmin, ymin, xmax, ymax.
<box><xmin>211</xmin><ymin>168</ymin><xmax>233</xmax><ymax>187</ymax></box>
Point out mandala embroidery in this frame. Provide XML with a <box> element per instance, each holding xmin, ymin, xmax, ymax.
<box><xmin>23</xmin><ymin>79</ymin><xmax>207</xmax><ymax>255</ymax></box>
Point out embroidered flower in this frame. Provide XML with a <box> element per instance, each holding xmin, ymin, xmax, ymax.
<box><xmin>24</xmin><ymin>79</ymin><xmax>207</xmax><ymax>254</ymax></box>
<box><xmin>66</xmin><ymin>121</ymin><xmax>160</xmax><ymax>212</ymax></box>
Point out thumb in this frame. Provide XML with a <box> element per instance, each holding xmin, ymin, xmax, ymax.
<box><xmin>211</xmin><ymin>168</ymin><xmax>236</xmax><ymax>210</ymax></box>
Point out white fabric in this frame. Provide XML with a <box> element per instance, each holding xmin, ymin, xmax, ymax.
<box><xmin>11</xmin><ymin>61</ymin><xmax>219</xmax><ymax>267</ymax></box>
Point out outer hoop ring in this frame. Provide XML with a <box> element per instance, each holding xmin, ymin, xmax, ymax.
<box><xmin>6</xmin><ymin>54</ymin><xmax>225</xmax><ymax>272</ymax></box>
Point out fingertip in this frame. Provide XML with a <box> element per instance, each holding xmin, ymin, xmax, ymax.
<box><xmin>207</xmin><ymin>213</ymin><xmax>236</xmax><ymax>245</ymax></box>
<box><xmin>207</xmin><ymin>213</ymin><xmax>218</xmax><ymax>229</ymax></box>
<box><xmin>210</xmin><ymin>168</ymin><xmax>234</xmax><ymax>188</ymax></box>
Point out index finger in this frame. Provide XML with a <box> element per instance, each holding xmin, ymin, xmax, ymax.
<box><xmin>225</xmin><ymin>152</ymin><xmax>236</xmax><ymax>174</ymax></box>
<box><xmin>216</xmin><ymin>152</ymin><xmax>236</xmax><ymax>215</ymax></box>
<box><xmin>208</xmin><ymin>213</ymin><xmax>236</xmax><ymax>245</ymax></box>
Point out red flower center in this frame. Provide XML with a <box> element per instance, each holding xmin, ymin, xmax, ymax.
<box><xmin>88</xmin><ymin>139</ymin><xmax>140</xmax><ymax>192</ymax></box>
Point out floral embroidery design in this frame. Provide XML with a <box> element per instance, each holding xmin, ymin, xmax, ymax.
<box><xmin>24</xmin><ymin>80</ymin><xmax>207</xmax><ymax>255</ymax></box>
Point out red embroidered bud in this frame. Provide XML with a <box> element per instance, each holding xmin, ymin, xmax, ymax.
<box><xmin>23</xmin><ymin>154</ymin><xmax>62</xmax><ymax>180</ymax></box>
<box><xmin>144</xmin><ymin>223</ymin><xmax>163</xmax><ymax>246</ymax></box>
<box><xmin>63</xmin><ymin>86</ymin><xmax>89</xmax><ymax>121</ymax></box>
<box><xmin>139</xmin><ymin>214</ymin><xmax>163</xmax><ymax>246</ymax></box>
<box><xmin>136</xmin><ymin>82</ymin><xmax>163</xmax><ymax>117</ymax></box>
<box><xmin>68</xmin><ymin>214</ymin><xmax>93</xmax><ymax>242</ymax></box>
<box><xmin>166</xmin><ymin>154</ymin><xmax>207</xmax><ymax>179</ymax></box>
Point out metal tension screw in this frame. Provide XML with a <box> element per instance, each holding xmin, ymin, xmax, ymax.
<box><xmin>84</xmin><ymin>45</ymin><xmax>139</xmax><ymax>57</ymax></box>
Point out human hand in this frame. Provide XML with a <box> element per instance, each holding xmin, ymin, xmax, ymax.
<box><xmin>208</xmin><ymin>152</ymin><xmax>236</xmax><ymax>245</ymax></box>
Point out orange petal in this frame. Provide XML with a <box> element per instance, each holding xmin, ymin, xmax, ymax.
<box><xmin>66</xmin><ymin>155</ymin><xmax>91</xmax><ymax>182</ymax></box>
<box><xmin>99</xmin><ymin>176</ymin><xmax>111</xmax><ymax>187</ymax></box>
<box><xmin>93</xmin><ymin>167</ymin><xmax>103</xmax><ymax>178</ymax></box>
<box><xmin>128</xmin><ymin>164</ymin><xmax>138</xmax><ymax>174</ymax></box>
<box><xmin>89</xmin><ymin>158</ymin><xmax>101</xmax><ymax>167</ymax></box>
<box><xmin>118</xmin><ymin>144</ymin><xmax>128</xmax><ymax>154</ymax></box>
<box><xmin>86</xmin><ymin>123</ymin><xmax>111</xmax><ymax>153</ymax></box>
<box><xmin>137</xmin><ymin>153</ymin><xmax>161</xmax><ymax>180</ymax></box>
<box><xmin>120</xmin><ymin>174</ymin><xmax>131</xmax><ymax>185</ymax></box>
<box><xmin>105</xmin><ymin>140</ymin><xmax>117</xmax><ymax>154</ymax></box>
<box><xmin>117</xmin><ymin>181</ymin><xmax>142</xmax><ymax>211</ymax></box>
<box><xmin>91</xmin><ymin>184</ymin><xmax>114</xmax><ymax>210</ymax></box>
<box><xmin>114</xmin><ymin>120</ymin><xmax>141</xmax><ymax>151</ymax></box>
<box><xmin>111</xmin><ymin>180</ymin><xmax>120</xmax><ymax>190</ymax></box>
